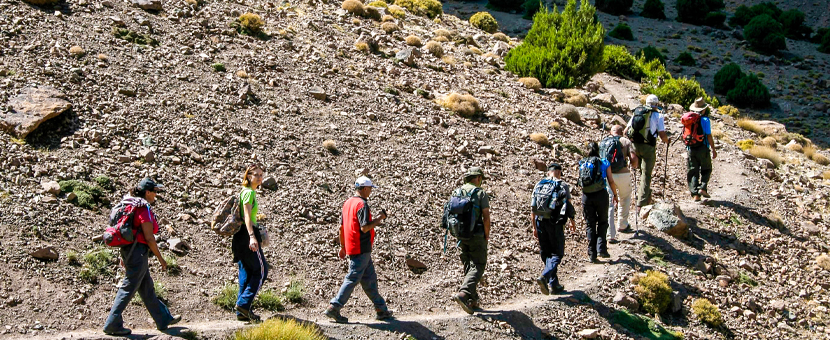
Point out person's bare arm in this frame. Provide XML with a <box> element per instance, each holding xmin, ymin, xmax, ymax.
<box><xmin>338</xmin><ymin>224</ymin><xmax>346</xmax><ymax>259</ymax></box>
<box><xmin>659</xmin><ymin>131</ymin><xmax>669</xmax><ymax>144</ymax></box>
<box><xmin>708</xmin><ymin>134</ymin><xmax>717</xmax><ymax>159</ymax></box>
<box><xmin>141</xmin><ymin>221</ymin><xmax>167</xmax><ymax>272</ymax></box>
<box><xmin>629</xmin><ymin>148</ymin><xmax>639</xmax><ymax>169</ymax></box>
<box><xmin>482</xmin><ymin>207</ymin><xmax>491</xmax><ymax>240</ymax></box>
<box><xmin>360</xmin><ymin>212</ymin><xmax>387</xmax><ymax>233</ymax></box>
<box><xmin>243</xmin><ymin>203</ymin><xmax>258</xmax><ymax>252</ymax></box>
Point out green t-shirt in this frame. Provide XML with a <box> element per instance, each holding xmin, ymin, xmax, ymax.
<box><xmin>459</xmin><ymin>183</ymin><xmax>490</xmax><ymax>209</ymax></box>
<box><xmin>240</xmin><ymin>187</ymin><xmax>258</xmax><ymax>225</ymax></box>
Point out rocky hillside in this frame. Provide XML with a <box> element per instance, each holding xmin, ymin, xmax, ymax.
<box><xmin>0</xmin><ymin>0</ymin><xmax>829</xmax><ymax>339</ymax></box>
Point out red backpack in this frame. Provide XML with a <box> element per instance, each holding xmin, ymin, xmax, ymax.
<box><xmin>103</xmin><ymin>198</ymin><xmax>147</xmax><ymax>247</ymax></box>
<box><xmin>681</xmin><ymin>111</ymin><xmax>705</xmax><ymax>147</ymax></box>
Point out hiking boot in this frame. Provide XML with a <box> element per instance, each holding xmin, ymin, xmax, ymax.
<box><xmin>699</xmin><ymin>190</ymin><xmax>710</xmax><ymax>198</ymax></box>
<box><xmin>158</xmin><ymin>314</ymin><xmax>182</xmax><ymax>330</ymax></box>
<box><xmin>236</xmin><ymin>314</ymin><xmax>250</xmax><ymax>321</ymax></box>
<box><xmin>599</xmin><ymin>252</ymin><xmax>611</xmax><ymax>258</ymax></box>
<box><xmin>585</xmin><ymin>256</ymin><xmax>598</xmax><ymax>264</ymax></box>
<box><xmin>693</xmin><ymin>195</ymin><xmax>701</xmax><ymax>202</ymax></box>
<box><xmin>104</xmin><ymin>328</ymin><xmax>132</xmax><ymax>336</ymax></box>
<box><xmin>619</xmin><ymin>226</ymin><xmax>634</xmax><ymax>233</ymax></box>
<box><xmin>536</xmin><ymin>277</ymin><xmax>550</xmax><ymax>295</ymax></box>
<box><xmin>375</xmin><ymin>310</ymin><xmax>394</xmax><ymax>321</ymax></box>
<box><xmin>551</xmin><ymin>284</ymin><xmax>565</xmax><ymax>294</ymax></box>
<box><xmin>453</xmin><ymin>293</ymin><xmax>474</xmax><ymax>315</ymax></box>
<box><xmin>235</xmin><ymin>305</ymin><xmax>261</xmax><ymax>323</ymax></box>
<box><xmin>323</xmin><ymin>306</ymin><xmax>348</xmax><ymax>323</ymax></box>
<box><xmin>608</xmin><ymin>237</ymin><xmax>619</xmax><ymax>244</ymax></box>
<box><xmin>469</xmin><ymin>299</ymin><xmax>481</xmax><ymax>310</ymax></box>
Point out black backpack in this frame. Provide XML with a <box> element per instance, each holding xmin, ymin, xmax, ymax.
<box><xmin>599</xmin><ymin>136</ymin><xmax>627</xmax><ymax>173</ymax></box>
<box><xmin>442</xmin><ymin>187</ymin><xmax>481</xmax><ymax>244</ymax></box>
<box><xmin>532</xmin><ymin>179</ymin><xmax>568</xmax><ymax>221</ymax></box>
<box><xmin>578</xmin><ymin>156</ymin><xmax>605</xmax><ymax>194</ymax></box>
<box><xmin>627</xmin><ymin>106</ymin><xmax>655</xmax><ymax>145</ymax></box>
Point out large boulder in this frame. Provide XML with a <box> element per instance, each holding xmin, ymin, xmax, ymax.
<box><xmin>752</xmin><ymin>120</ymin><xmax>787</xmax><ymax>135</ymax></box>
<box><xmin>1</xmin><ymin>87</ymin><xmax>72</xmax><ymax>138</ymax></box>
<box><xmin>590</xmin><ymin>93</ymin><xmax>617</xmax><ymax>110</ymax></box>
<box><xmin>577</xmin><ymin>107</ymin><xmax>601</xmax><ymax>126</ymax></box>
<box><xmin>647</xmin><ymin>201</ymin><xmax>689</xmax><ymax>238</ymax></box>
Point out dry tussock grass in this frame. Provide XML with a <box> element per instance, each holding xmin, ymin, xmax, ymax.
<box><xmin>432</xmin><ymin>36</ymin><xmax>449</xmax><ymax>42</ymax></box>
<box><xmin>322</xmin><ymin>140</ymin><xmax>337</xmax><ymax>152</ymax></box>
<box><xmin>749</xmin><ymin>146</ymin><xmax>782</xmax><ymax>167</ymax></box>
<box><xmin>818</xmin><ymin>254</ymin><xmax>830</xmax><ymax>270</ymax></box>
<box><xmin>351</xmin><ymin>18</ymin><xmax>361</xmax><ymax>25</ymax></box>
<box><xmin>787</xmin><ymin>143</ymin><xmax>803</xmax><ymax>153</ymax></box>
<box><xmin>69</xmin><ymin>46</ymin><xmax>85</xmax><ymax>56</ymax></box>
<box><xmin>803</xmin><ymin>145</ymin><xmax>817</xmax><ymax>159</ymax></box>
<box><xmin>737</xmin><ymin>119</ymin><xmax>766</xmax><ymax>136</ymax></box>
<box><xmin>493</xmin><ymin>32</ymin><xmax>509</xmax><ymax>42</ymax></box>
<box><xmin>440</xmin><ymin>93</ymin><xmax>481</xmax><ymax>117</ymax></box>
<box><xmin>469</xmin><ymin>47</ymin><xmax>483</xmax><ymax>55</ymax></box>
<box><xmin>711</xmin><ymin>128</ymin><xmax>725</xmax><ymax>140</ymax></box>
<box><xmin>823</xmin><ymin>170</ymin><xmax>830</xmax><ymax>180</ymax></box>
<box><xmin>424</xmin><ymin>41</ymin><xmax>443</xmax><ymax>57</ymax></box>
<box><xmin>381</xmin><ymin>22</ymin><xmax>398</xmax><ymax>33</ymax></box>
<box><xmin>387</xmin><ymin>5</ymin><xmax>406</xmax><ymax>19</ymax></box>
<box><xmin>813</xmin><ymin>153</ymin><xmax>830</xmax><ymax>166</ymax></box>
<box><xmin>760</xmin><ymin>137</ymin><xmax>777</xmax><ymax>147</ymax></box>
<box><xmin>518</xmin><ymin>77</ymin><xmax>542</xmax><ymax>91</ymax></box>
<box><xmin>441</xmin><ymin>56</ymin><xmax>456</xmax><ymax>65</ymax></box>
<box><xmin>550</xmin><ymin>121</ymin><xmax>561</xmax><ymax>130</ymax></box>
<box><xmin>341</xmin><ymin>0</ymin><xmax>364</xmax><ymax>16</ymax></box>
<box><xmin>405</xmin><ymin>35</ymin><xmax>422</xmax><ymax>47</ymax></box>
<box><xmin>381</xmin><ymin>15</ymin><xmax>395</xmax><ymax>22</ymax></box>
<box><xmin>354</xmin><ymin>41</ymin><xmax>370</xmax><ymax>52</ymax></box>
<box><xmin>529</xmin><ymin>133</ymin><xmax>550</xmax><ymax>146</ymax></box>
<box><xmin>434</xmin><ymin>29</ymin><xmax>452</xmax><ymax>38</ymax></box>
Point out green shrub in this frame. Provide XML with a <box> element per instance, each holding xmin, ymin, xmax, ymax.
<box><xmin>80</xmin><ymin>247</ymin><xmax>116</xmax><ymax>284</ymax></box>
<box><xmin>595</xmin><ymin>0</ymin><xmax>633</xmax><ymax>16</ymax></box>
<box><xmin>609</xmin><ymin>22</ymin><xmax>634</xmax><ymax>40</ymax></box>
<box><xmin>233</xmin><ymin>318</ymin><xmax>326</xmax><ymax>340</ymax></box>
<box><xmin>641</xmin><ymin>0</ymin><xmax>665</xmax><ymax>19</ymax></box>
<box><xmin>367</xmin><ymin>0</ymin><xmax>387</xmax><ymax>7</ymax></box>
<box><xmin>692</xmin><ymin>298</ymin><xmax>724</xmax><ymax>327</ymax></box>
<box><xmin>212</xmin><ymin>284</ymin><xmax>238</xmax><ymax>310</ymax></box>
<box><xmin>676</xmin><ymin>0</ymin><xmax>709</xmax><ymax>25</ymax></box>
<box><xmin>284</xmin><ymin>280</ymin><xmax>305</xmax><ymax>303</ymax></box>
<box><xmin>704</xmin><ymin>12</ymin><xmax>726</xmax><ymax>28</ymax></box>
<box><xmin>637</xmin><ymin>45</ymin><xmax>666</xmax><ymax>64</ymax></box>
<box><xmin>738</xmin><ymin>271</ymin><xmax>759</xmax><ymax>286</ymax></box>
<box><xmin>718</xmin><ymin>104</ymin><xmax>740</xmax><ymax>117</ymax></box>
<box><xmin>164</xmin><ymin>254</ymin><xmax>181</xmax><ymax>275</ymax></box>
<box><xmin>727</xmin><ymin>73</ymin><xmax>770</xmax><ymax>107</ymax></box>
<box><xmin>705</xmin><ymin>0</ymin><xmax>724</xmax><ymax>11</ymax></box>
<box><xmin>213</xmin><ymin>283</ymin><xmax>291</xmax><ymax>312</ymax></box>
<box><xmin>212</xmin><ymin>63</ymin><xmax>226</xmax><ymax>72</ymax></box>
<box><xmin>750</xmin><ymin>2</ymin><xmax>782</xmax><ymax>20</ymax></box>
<box><xmin>59</xmin><ymin>180</ymin><xmax>107</xmax><ymax>209</ymax></box>
<box><xmin>674</xmin><ymin>51</ymin><xmax>696</xmax><ymax>66</ymax></box>
<box><xmin>634</xmin><ymin>270</ymin><xmax>673</xmax><ymax>315</ymax></box>
<box><xmin>812</xmin><ymin>28</ymin><xmax>829</xmax><ymax>44</ymax></box>
<box><xmin>744</xmin><ymin>14</ymin><xmax>785</xmax><ymax>54</ymax></box>
<box><xmin>112</xmin><ymin>28</ymin><xmax>159</xmax><ymax>46</ymax></box>
<box><xmin>713</xmin><ymin>62</ymin><xmax>743</xmax><ymax>95</ymax></box>
<box><xmin>395</xmin><ymin>0</ymin><xmax>442</xmax><ymax>19</ymax></box>
<box><xmin>255</xmin><ymin>289</ymin><xmax>285</xmax><ymax>311</ymax></box>
<box><xmin>603</xmin><ymin>45</ymin><xmax>644</xmax><ymax>80</ymax></box>
<box><xmin>522</xmin><ymin>0</ymin><xmax>542</xmax><ymax>20</ymax></box>
<box><xmin>470</xmin><ymin>12</ymin><xmax>499</xmax><ymax>33</ymax></box>
<box><xmin>820</xmin><ymin>29</ymin><xmax>830</xmax><ymax>53</ymax></box>
<box><xmin>238</xmin><ymin>13</ymin><xmax>264</xmax><ymax>34</ymax></box>
<box><xmin>780</xmin><ymin>9</ymin><xmax>812</xmax><ymax>40</ymax></box>
<box><xmin>504</xmin><ymin>0</ymin><xmax>605</xmax><ymax>89</ymax></box>
<box><xmin>66</xmin><ymin>250</ymin><xmax>80</xmax><ymax>266</ymax></box>
<box><xmin>737</xmin><ymin>139</ymin><xmax>755</xmax><ymax>151</ymax></box>
<box><xmin>643</xmin><ymin>76</ymin><xmax>712</xmax><ymax>108</ymax></box>
<box><xmin>729</xmin><ymin>5</ymin><xmax>754</xmax><ymax>27</ymax></box>
<box><xmin>94</xmin><ymin>175</ymin><xmax>115</xmax><ymax>192</ymax></box>
<box><xmin>610</xmin><ymin>310</ymin><xmax>682</xmax><ymax>339</ymax></box>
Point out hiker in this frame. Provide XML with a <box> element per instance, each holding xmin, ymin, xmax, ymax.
<box><xmin>103</xmin><ymin>178</ymin><xmax>181</xmax><ymax>336</ymax></box>
<box><xmin>324</xmin><ymin>176</ymin><xmax>393</xmax><ymax>323</ymax></box>
<box><xmin>626</xmin><ymin>94</ymin><xmax>669</xmax><ymax>207</ymax></box>
<box><xmin>531</xmin><ymin>163</ymin><xmax>576</xmax><ymax>294</ymax></box>
<box><xmin>601</xmin><ymin>125</ymin><xmax>638</xmax><ymax>243</ymax></box>
<box><xmin>446</xmin><ymin>167</ymin><xmax>491</xmax><ymax>314</ymax></box>
<box><xmin>578</xmin><ymin>142</ymin><xmax>619</xmax><ymax>263</ymax></box>
<box><xmin>233</xmin><ymin>164</ymin><xmax>269</xmax><ymax>322</ymax></box>
<box><xmin>684</xmin><ymin>97</ymin><xmax>717</xmax><ymax>202</ymax></box>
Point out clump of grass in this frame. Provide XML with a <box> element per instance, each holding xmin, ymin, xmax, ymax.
<box><xmin>736</xmin><ymin>139</ymin><xmax>755</xmax><ymax>151</ymax></box>
<box><xmin>132</xmin><ymin>282</ymin><xmax>167</xmax><ymax>305</ymax></box>
<box><xmin>529</xmin><ymin>133</ymin><xmax>550</xmax><ymax>146</ymax></box>
<box><xmin>711</xmin><ymin>128</ymin><xmax>725</xmax><ymax>140</ymax></box>
<box><xmin>255</xmin><ymin>289</ymin><xmax>285</xmax><ymax>311</ymax></box>
<box><xmin>692</xmin><ymin>298</ymin><xmax>723</xmax><ymax>327</ymax></box>
<box><xmin>367</xmin><ymin>0</ymin><xmax>387</xmax><ymax>8</ymax></box>
<box><xmin>634</xmin><ymin>270</ymin><xmax>672</xmax><ymax>315</ymax></box>
<box><xmin>518</xmin><ymin>77</ymin><xmax>542</xmax><ymax>90</ymax></box>
<box><xmin>381</xmin><ymin>14</ymin><xmax>395</xmax><ymax>22</ymax></box>
<box><xmin>363</xmin><ymin>5</ymin><xmax>382</xmax><ymax>20</ymax></box>
<box><xmin>112</xmin><ymin>27</ymin><xmax>159</xmax><ymax>46</ymax></box>
<box><xmin>470</xmin><ymin>11</ymin><xmax>498</xmax><ymax>33</ymax></box>
<box><xmin>395</xmin><ymin>0</ymin><xmax>442</xmax><ymax>19</ymax></box>
<box><xmin>284</xmin><ymin>280</ymin><xmax>304</xmax><ymax>303</ymax></box>
<box><xmin>236</xmin><ymin>70</ymin><xmax>249</xmax><ymax>78</ymax></box>
<box><xmin>760</xmin><ymin>137</ymin><xmax>777</xmax><ymax>148</ymax></box>
<box><xmin>164</xmin><ymin>254</ymin><xmax>181</xmax><ymax>275</ymax></box>
<box><xmin>549</xmin><ymin>121</ymin><xmax>561</xmax><ymax>130</ymax></box>
<box><xmin>434</xmin><ymin>29</ymin><xmax>452</xmax><ymax>39</ymax></box>
<box><xmin>354</xmin><ymin>41</ymin><xmax>370</xmax><ymax>52</ymax></box>
<box><xmin>818</xmin><ymin>254</ymin><xmax>830</xmax><ymax>270</ymax></box>
<box><xmin>180</xmin><ymin>330</ymin><xmax>199</xmax><ymax>340</ymax></box>
<box><xmin>233</xmin><ymin>318</ymin><xmax>326</xmax><ymax>340</ymax></box>
<box><xmin>212</xmin><ymin>284</ymin><xmax>238</xmax><ymax>310</ymax></box>
<box><xmin>737</xmin><ymin>271</ymin><xmax>758</xmax><ymax>286</ymax></box>
<box><xmin>642</xmin><ymin>244</ymin><xmax>668</xmax><ymax>267</ymax></box>
<box><xmin>813</xmin><ymin>154</ymin><xmax>830</xmax><ymax>166</ymax></box>
<box><xmin>66</xmin><ymin>250</ymin><xmax>80</xmax><ymax>266</ymax></box>
<box><xmin>718</xmin><ymin>105</ymin><xmax>740</xmax><ymax>117</ymax></box>
<box><xmin>803</xmin><ymin>145</ymin><xmax>817</xmax><ymax>159</ymax></box>
<box><xmin>80</xmin><ymin>247</ymin><xmax>116</xmax><ymax>284</ymax></box>
<box><xmin>59</xmin><ymin>180</ymin><xmax>107</xmax><ymax>209</ymax></box>
<box><xmin>322</xmin><ymin>140</ymin><xmax>338</xmax><ymax>154</ymax></box>
<box><xmin>387</xmin><ymin>5</ymin><xmax>406</xmax><ymax>19</ymax></box>
<box><xmin>441</xmin><ymin>55</ymin><xmax>456</xmax><ymax>65</ymax></box>
<box><xmin>212</xmin><ymin>63</ymin><xmax>226</xmax><ymax>72</ymax></box>
<box><xmin>381</xmin><ymin>22</ymin><xmax>398</xmax><ymax>34</ymax></box>
<box><xmin>737</xmin><ymin>118</ymin><xmax>766</xmax><ymax>136</ymax></box>
<box><xmin>787</xmin><ymin>143</ymin><xmax>803</xmax><ymax>153</ymax></box>
<box><xmin>610</xmin><ymin>310</ymin><xmax>682</xmax><ymax>340</ymax></box>
<box><xmin>823</xmin><ymin>170</ymin><xmax>830</xmax><ymax>180</ymax></box>
<box><xmin>405</xmin><ymin>35</ymin><xmax>422</xmax><ymax>47</ymax></box>
<box><xmin>748</xmin><ymin>146</ymin><xmax>782</xmax><ymax>168</ymax></box>
<box><xmin>493</xmin><ymin>32</ymin><xmax>509</xmax><ymax>42</ymax></box>
<box><xmin>775</xmin><ymin>132</ymin><xmax>810</xmax><ymax>146</ymax></box>
<box><xmin>424</xmin><ymin>41</ymin><xmax>443</xmax><ymax>57</ymax></box>
<box><xmin>69</xmin><ymin>45</ymin><xmax>85</xmax><ymax>57</ymax></box>
<box><xmin>439</xmin><ymin>93</ymin><xmax>482</xmax><ymax>118</ymax></box>
<box><xmin>238</xmin><ymin>13</ymin><xmax>264</xmax><ymax>34</ymax></box>
<box><xmin>351</xmin><ymin>18</ymin><xmax>361</xmax><ymax>25</ymax></box>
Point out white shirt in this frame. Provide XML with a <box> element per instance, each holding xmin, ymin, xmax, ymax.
<box><xmin>627</xmin><ymin>108</ymin><xmax>665</xmax><ymax>137</ymax></box>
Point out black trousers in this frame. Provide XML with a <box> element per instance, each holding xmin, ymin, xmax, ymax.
<box><xmin>582</xmin><ymin>190</ymin><xmax>609</xmax><ymax>258</ymax></box>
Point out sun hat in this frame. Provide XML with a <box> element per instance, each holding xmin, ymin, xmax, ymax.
<box><xmin>689</xmin><ymin>97</ymin><xmax>710</xmax><ymax>112</ymax></box>
<box><xmin>463</xmin><ymin>167</ymin><xmax>487</xmax><ymax>180</ymax></box>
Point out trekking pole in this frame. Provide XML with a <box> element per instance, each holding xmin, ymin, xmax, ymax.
<box><xmin>632</xmin><ymin>167</ymin><xmax>640</xmax><ymax>238</ymax></box>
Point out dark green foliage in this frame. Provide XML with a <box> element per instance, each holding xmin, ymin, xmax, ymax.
<box><xmin>94</xmin><ymin>175</ymin><xmax>115</xmax><ymax>192</ymax></box>
<box><xmin>676</xmin><ymin>0</ymin><xmax>709</xmax><ymax>25</ymax></box>
<box><xmin>704</xmin><ymin>12</ymin><xmax>726</xmax><ymax>28</ymax></box>
<box><xmin>729</xmin><ymin>5</ymin><xmax>754</xmax><ymax>27</ymax></box>
<box><xmin>727</xmin><ymin>73</ymin><xmax>770</xmax><ymax>107</ymax></box>
<box><xmin>59</xmin><ymin>180</ymin><xmax>107</xmax><ymax>209</ymax></box>
<box><xmin>779</xmin><ymin>9</ymin><xmax>812</xmax><ymax>40</ymax></box>
<box><xmin>641</xmin><ymin>0</ymin><xmax>666</xmax><ymax>19</ymax></box>
<box><xmin>523</xmin><ymin>0</ymin><xmax>542</xmax><ymax>20</ymax></box>
<box><xmin>713</xmin><ymin>63</ymin><xmax>744</xmax><ymax>94</ymax></box>
<box><xmin>595</xmin><ymin>0</ymin><xmax>633</xmax><ymax>15</ymax></box>
<box><xmin>504</xmin><ymin>0</ymin><xmax>605</xmax><ymax>89</ymax></box>
<box><xmin>609</xmin><ymin>22</ymin><xmax>634</xmax><ymax>40</ymax></box>
<box><xmin>643</xmin><ymin>76</ymin><xmax>712</xmax><ymax>108</ymax></box>
<box><xmin>637</xmin><ymin>45</ymin><xmax>666</xmax><ymax>64</ymax></box>
<box><xmin>705</xmin><ymin>0</ymin><xmax>724</xmax><ymax>11</ymax></box>
<box><xmin>745</xmin><ymin>14</ymin><xmax>786</xmax><ymax>54</ymax></box>
<box><xmin>674</xmin><ymin>51</ymin><xmax>696</xmax><ymax>66</ymax></box>
<box><xmin>812</xmin><ymin>28</ymin><xmax>830</xmax><ymax>44</ymax></box>
<box><xmin>603</xmin><ymin>45</ymin><xmax>644</xmax><ymax>80</ymax></box>
<box><xmin>820</xmin><ymin>29</ymin><xmax>830</xmax><ymax>53</ymax></box>
<box><xmin>610</xmin><ymin>310</ymin><xmax>682</xmax><ymax>340</ymax></box>
<box><xmin>750</xmin><ymin>2</ymin><xmax>782</xmax><ymax>20</ymax></box>
<box><xmin>284</xmin><ymin>280</ymin><xmax>304</xmax><ymax>303</ymax></box>
<box><xmin>487</xmin><ymin>0</ymin><xmax>522</xmax><ymax>11</ymax></box>
<box><xmin>79</xmin><ymin>247</ymin><xmax>116</xmax><ymax>284</ymax></box>
<box><xmin>112</xmin><ymin>28</ymin><xmax>159</xmax><ymax>46</ymax></box>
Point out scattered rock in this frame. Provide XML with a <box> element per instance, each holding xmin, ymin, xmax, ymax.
<box><xmin>751</xmin><ymin>120</ymin><xmax>788</xmax><ymax>135</ymax></box>
<box><xmin>590</xmin><ymin>93</ymin><xmax>617</xmax><ymax>109</ymax></box>
<box><xmin>1</xmin><ymin>87</ymin><xmax>72</xmax><ymax>138</ymax></box>
<box><xmin>132</xmin><ymin>0</ymin><xmax>162</xmax><ymax>11</ymax></box>
<box><xmin>167</xmin><ymin>238</ymin><xmax>190</xmax><ymax>255</ymax></box>
<box><xmin>671</xmin><ymin>291</ymin><xmax>684</xmax><ymax>313</ymax></box>
<box><xmin>577</xmin><ymin>107</ymin><xmax>601</xmax><ymax>126</ymax></box>
<box><xmin>556</xmin><ymin>104</ymin><xmax>580</xmax><ymax>124</ymax></box>
<box><xmin>41</xmin><ymin>181</ymin><xmax>60</xmax><ymax>196</ymax></box>
<box><xmin>261</xmin><ymin>177</ymin><xmax>278</xmax><ymax>191</ymax></box>
<box><xmin>531</xmin><ymin>158</ymin><xmax>547</xmax><ymax>171</ymax></box>
<box><xmin>613</xmin><ymin>291</ymin><xmax>639</xmax><ymax>312</ymax></box>
<box><xmin>309</xmin><ymin>87</ymin><xmax>326</xmax><ymax>100</ymax></box>
<box><xmin>396</xmin><ymin>48</ymin><xmax>419</xmax><ymax>67</ymax></box>
<box><xmin>578</xmin><ymin>328</ymin><xmax>599</xmax><ymax>339</ymax></box>
<box><xmin>405</xmin><ymin>258</ymin><xmax>427</xmax><ymax>274</ymax></box>
<box><xmin>647</xmin><ymin>201</ymin><xmax>689</xmax><ymax>238</ymax></box>
<box><xmin>29</xmin><ymin>246</ymin><xmax>59</xmax><ymax>260</ymax></box>
<box><xmin>139</xmin><ymin>148</ymin><xmax>155</xmax><ymax>163</ymax></box>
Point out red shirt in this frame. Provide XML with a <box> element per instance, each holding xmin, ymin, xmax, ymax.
<box><xmin>133</xmin><ymin>206</ymin><xmax>159</xmax><ymax>245</ymax></box>
<box><xmin>342</xmin><ymin>196</ymin><xmax>374</xmax><ymax>255</ymax></box>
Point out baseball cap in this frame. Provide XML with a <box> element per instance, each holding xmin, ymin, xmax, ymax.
<box><xmin>137</xmin><ymin>178</ymin><xmax>165</xmax><ymax>192</ymax></box>
<box><xmin>547</xmin><ymin>163</ymin><xmax>562</xmax><ymax>171</ymax></box>
<box><xmin>645</xmin><ymin>94</ymin><xmax>659</xmax><ymax>106</ymax></box>
<box><xmin>355</xmin><ymin>176</ymin><xmax>378</xmax><ymax>188</ymax></box>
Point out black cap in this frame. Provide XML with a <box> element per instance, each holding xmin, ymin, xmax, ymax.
<box><xmin>547</xmin><ymin>163</ymin><xmax>562</xmax><ymax>171</ymax></box>
<box><xmin>137</xmin><ymin>178</ymin><xmax>165</xmax><ymax>192</ymax></box>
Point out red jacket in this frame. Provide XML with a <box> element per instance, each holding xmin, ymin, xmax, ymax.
<box><xmin>342</xmin><ymin>196</ymin><xmax>374</xmax><ymax>255</ymax></box>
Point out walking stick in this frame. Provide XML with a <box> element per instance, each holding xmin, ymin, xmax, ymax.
<box><xmin>632</xmin><ymin>166</ymin><xmax>640</xmax><ymax>238</ymax></box>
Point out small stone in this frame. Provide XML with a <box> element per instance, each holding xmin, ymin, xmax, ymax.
<box><xmin>743</xmin><ymin>310</ymin><xmax>756</xmax><ymax>319</ymax></box>
<box><xmin>531</xmin><ymin>158</ymin><xmax>547</xmax><ymax>171</ymax></box>
<box><xmin>261</xmin><ymin>177</ymin><xmax>278</xmax><ymax>191</ymax></box>
<box><xmin>1</xmin><ymin>87</ymin><xmax>72</xmax><ymax>138</ymax></box>
<box><xmin>69</xmin><ymin>46</ymin><xmax>85</xmax><ymax>57</ymax></box>
<box><xmin>405</xmin><ymin>258</ymin><xmax>427</xmax><ymax>274</ymax></box>
<box><xmin>308</xmin><ymin>87</ymin><xmax>326</xmax><ymax>100</ymax></box>
<box><xmin>139</xmin><ymin>148</ymin><xmax>155</xmax><ymax>163</ymax></box>
<box><xmin>167</xmin><ymin>238</ymin><xmax>190</xmax><ymax>255</ymax></box>
<box><xmin>477</xmin><ymin>146</ymin><xmax>496</xmax><ymax>155</ymax></box>
<box><xmin>67</xmin><ymin>192</ymin><xmax>77</xmax><ymax>201</ymax></box>
<box><xmin>578</xmin><ymin>328</ymin><xmax>599</xmax><ymax>339</ymax></box>
<box><xmin>132</xmin><ymin>0</ymin><xmax>162</xmax><ymax>11</ymax></box>
<box><xmin>30</xmin><ymin>246</ymin><xmax>59</xmax><ymax>260</ymax></box>
<box><xmin>41</xmin><ymin>181</ymin><xmax>60</xmax><ymax>196</ymax></box>
<box><xmin>117</xmin><ymin>155</ymin><xmax>132</xmax><ymax>163</ymax></box>
<box><xmin>613</xmin><ymin>291</ymin><xmax>639</xmax><ymax>311</ymax></box>
<box><xmin>355</xmin><ymin>168</ymin><xmax>370</xmax><ymax>176</ymax></box>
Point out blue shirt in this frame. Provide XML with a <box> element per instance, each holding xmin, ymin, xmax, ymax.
<box><xmin>701</xmin><ymin>117</ymin><xmax>711</xmax><ymax>148</ymax></box>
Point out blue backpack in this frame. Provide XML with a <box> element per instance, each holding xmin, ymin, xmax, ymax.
<box><xmin>532</xmin><ymin>179</ymin><xmax>567</xmax><ymax>220</ymax></box>
<box><xmin>441</xmin><ymin>187</ymin><xmax>481</xmax><ymax>251</ymax></box>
